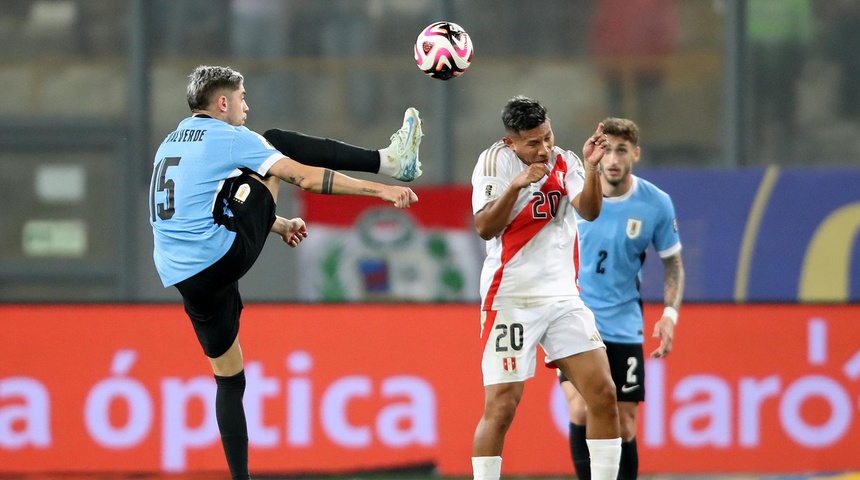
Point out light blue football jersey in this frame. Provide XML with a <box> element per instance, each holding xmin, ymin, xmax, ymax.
<box><xmin>149</xmin><ymin>116</ymin><xmax>282</xmax><ymax>287</ymax></box>
<box><xmin>576</xmin><ymin>175</ymin><xmax>681</xmax><ymax>343</ymax></box>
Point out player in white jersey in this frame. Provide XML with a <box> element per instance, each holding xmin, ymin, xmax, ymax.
<box><xmin>558</xmin><ymin>117</ymin><xmax>685</xmax><ymax>480</ymax></box>
<box><xmin>469</xmin><ymin>96</ymin><xmax>621</xmax><ymax>480</ymax></box>
<box><xmin>149</xmin><ymin>65</ymin><xmax>420</xmax><ymax>480</ymax></box>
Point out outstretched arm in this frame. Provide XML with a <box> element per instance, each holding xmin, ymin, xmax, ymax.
<box><xmin>571</xmin><ymin>123</ymin><xmax>608</xmax><ymax>221</ymax></box>
<box><xmin>651</xmin><ymin>252</ymin><xmax>685</xmax><ymax>358</ymax></box>
<box><xmin>268</xmin><ymin>157</ymin><xmax>417</xmax><ymax>208</ymax></box>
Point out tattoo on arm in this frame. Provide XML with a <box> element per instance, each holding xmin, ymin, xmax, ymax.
<box><xmin>322</xmin><ymin>169</ymin><xmax>334</xmax><ymax>195</ymax></box>
<box><xmin>663</xmin><ymin>253</ymin><xmax>685</xmax><ymax>309</ymax></box>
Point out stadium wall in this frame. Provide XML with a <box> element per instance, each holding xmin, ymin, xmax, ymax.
<box><xmin>2</xmin><ymin>303</ymin><xmax>859</xmax><ymax>476</ymax></box>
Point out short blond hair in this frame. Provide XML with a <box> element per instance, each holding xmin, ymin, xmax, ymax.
<box><xmin>186</xmin><ymin>65</ymin><xmax>244</xmax><ymax>111</ymax></box>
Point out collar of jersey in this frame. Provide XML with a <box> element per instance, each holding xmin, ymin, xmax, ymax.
<box><xmin>603</xmin><ymin>175</ymin><xmax>638</xmax><ymax>203</ymax></box>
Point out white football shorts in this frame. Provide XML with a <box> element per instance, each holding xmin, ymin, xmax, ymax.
<box><xmin>480</xmin><ymin>297</ymin><xmax>605</xmax><ymax>386</ymax></box>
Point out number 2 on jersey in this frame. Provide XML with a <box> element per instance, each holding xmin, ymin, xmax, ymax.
<box><xmin>596</xmin><ymin>249</ymin><xmax>608</xmax><ymax>274</ymax></box>
<box><xmin>149</xmin><ymin>156</ymin><xmax>181</xmax><ymax>222</ymax></box>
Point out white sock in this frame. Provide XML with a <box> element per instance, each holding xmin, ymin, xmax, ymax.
<box><xmin>377</xmin><ymin>149</ymin><xmax>397</xmax><ymax>176</ymax></box>
<box><xmin>472</xmin><ymin>456</ymin><xmax>502</xmax><ymax>480</ymax></box>
<box><xmin>586</xmin><ymin>437</ymin><xmax>621</xmax><ymax>480</ymax></box>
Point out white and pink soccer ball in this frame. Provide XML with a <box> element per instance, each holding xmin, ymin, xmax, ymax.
<box><xmin>414</xmin><ymin>21</ymin><xmax>473</xmax><ymax>80</ymax></box>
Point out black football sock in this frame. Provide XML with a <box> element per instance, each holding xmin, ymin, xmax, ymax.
<box><xmin>262</xmin><ymin>129</ymin><xmax>380</xmax><ymax>173</ymax></box>
<box><xmin>215</xmin><ymin>371</ymin><xmax>250</xmax><ymax>480</ymax></box>
<box><xmin>569</xmin><ymin>422</ymin><xmax>591</xmax><ymax>480</ymax></box>
<box><xmin>618</xmin><ymin>438</ymin><xmax>639</xmax><ymax>480</ymax></box>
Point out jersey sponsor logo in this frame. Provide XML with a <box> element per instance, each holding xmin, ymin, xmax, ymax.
<box><xmin>234</xmin><ymin>183</ymin><xmax>251</xmax><ymax>204</ymax></box>
<box><xmin>626</xmin><ymin>218</ymin><xmax>643</xmax><ymax>239</ymax></box>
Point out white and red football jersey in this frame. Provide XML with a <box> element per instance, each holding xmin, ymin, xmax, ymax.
<box><xmin>471</xmin><ymin>141</ymin><xmax>587</xmax><ymax>311</ymax></box>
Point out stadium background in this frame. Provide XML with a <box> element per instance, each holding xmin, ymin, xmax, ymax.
<box><xmin>1</xmin><ymin>0</ymin><xmax>859</xmax><ymax>478</ymax></box>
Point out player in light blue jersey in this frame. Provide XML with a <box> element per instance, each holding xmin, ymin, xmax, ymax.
<box><xmin>558</xmin><ymin>118</ymin><xmax>685</xmax><ymax>480</ymax></box>
<box><xmin>149</xmin><ymin>65</ymin><xmax>421</xmax><ymax>480</ymax></box>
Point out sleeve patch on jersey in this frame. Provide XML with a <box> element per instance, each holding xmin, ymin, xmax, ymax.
<box><xmin>482</xmin><ymin>180</ymin><xmax>504</xmax><ymax>203</ymax></box>
<box><xmin>626</xmin><ymin>218</ymin><xmax>643</xmax><ymax>239</ymax></box>
<box><xmin>485</xmin><ymin>184</ymin><xmax>496</xmax><ymax>199</ymax></box>
<box><xmin>233</xmin><ymin>183</ymin><xmax>251</xmax><ymax>204</ymax></box>
<box><xmin>672</xmin><ymin>218</ymin><xmax>678</xmax><ymax>233</ymax></box>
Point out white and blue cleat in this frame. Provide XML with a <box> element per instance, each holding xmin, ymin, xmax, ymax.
<box><xmin>385</xmin><ymin>107</ymin><xmax>423</xmax><ymax>182</ymax></box>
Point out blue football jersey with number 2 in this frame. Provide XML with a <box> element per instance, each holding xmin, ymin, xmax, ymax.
<box><xmin>149</xmin><ymin>116</ymin><xmax>282</xmax><ymax>287</ymax></box>
<box><xmin>576</xmin><ymin>176</ymin><xmax>681</xmax><ymax>343</ymax></box>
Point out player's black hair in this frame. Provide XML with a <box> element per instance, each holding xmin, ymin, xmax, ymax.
<box><xmin>502</xmin><ymin>95</ymin><xmax>548</xmax><ymax>134</ymax></box>
<box><xmin>602</xmin><ymin>117</ymin><xmax>640</xmax><ymax>146</ymax></box>
<box><xmin>186</xmin><ymin>65</ymin><xmax>244</xmax><ymax>111</ymax></box>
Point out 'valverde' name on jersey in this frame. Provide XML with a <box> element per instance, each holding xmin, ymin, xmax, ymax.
<box><xmin>471</xmin><ymin>141</ymin><xmax>588</xmax><ymax>311</ymax></box>
<box><xmin>576</xmin><ymin>175</ymin><xmax>681</xmax><ymax>343</ymax></box>
<box><xmin>149</xmin><ymin>116</ymin><xmax>282</xmax><ymax>287</ymax></box>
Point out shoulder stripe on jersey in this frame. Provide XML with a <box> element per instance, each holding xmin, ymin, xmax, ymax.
<box><xmin>483</xmin><ymin>144</ymin><xmax>504</xmax><ymax>177</ymax></box>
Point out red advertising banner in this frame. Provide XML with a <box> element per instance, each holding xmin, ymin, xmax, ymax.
<box><xmin>1</xmin><ymin>304</ymin><xmax>859</xmax><ymax>475</ymax></box>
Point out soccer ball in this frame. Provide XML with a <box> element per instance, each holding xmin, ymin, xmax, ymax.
<box><xmin>414</xmin><ymin>21</ymin><xmax>473</xmax><ymax>80</ymax></box>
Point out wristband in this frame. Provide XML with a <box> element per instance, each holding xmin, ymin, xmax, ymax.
<box><xmin>663</xmin><ymin>306</ymin><xmax>679</xmax><ymax>325</ymax></box>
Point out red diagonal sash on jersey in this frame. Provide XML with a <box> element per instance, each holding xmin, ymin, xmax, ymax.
<box><xmin>482</xmin><ymin>155</ymin><xmax>570</xmax><ymax>311</ymax></box>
